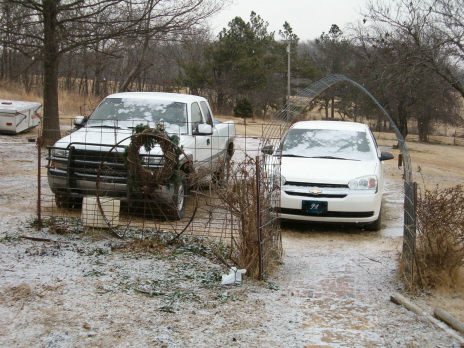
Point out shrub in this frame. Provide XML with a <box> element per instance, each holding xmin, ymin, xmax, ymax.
<box><xmin>233</xmin><ymin>98</ymin><xmax>253</xmax><ymax>118</ymax></box>
<box><xmin>413</xmin><ymin>185</ymin><xmax>464</xmax><ymax>289</ymax></box>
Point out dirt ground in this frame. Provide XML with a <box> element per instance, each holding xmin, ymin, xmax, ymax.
<box><xmin>1</xmin><ymin>124</ymin><xmax>464</xmax><ymax>347</ymax></box>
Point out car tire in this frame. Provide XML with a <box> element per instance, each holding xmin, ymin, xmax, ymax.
<box><xmin>365</xmin><ymin>206</ymin><xmax>382</xmax><ymax>231</ymax></box>
<box><xmin>164</xmin><ymin>180</ymin><xmax>187</xmax><ymax>221</ymax></box>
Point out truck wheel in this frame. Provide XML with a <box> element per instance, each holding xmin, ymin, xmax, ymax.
<box><xmin>164</xmin><ymin>180</ymin><xmax>187</xmax><ymax>221</ymax></box>
<box><xmin>55</xmin><ymin>195</ymin><xmax>82</xmax><ymax>209</ymax></box>
<box><xmin>213</xmin><ymin>156</ymin><xmax>231</xmax><ymax>187</ymax></box>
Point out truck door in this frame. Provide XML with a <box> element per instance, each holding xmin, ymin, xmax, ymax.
<box><xmin>191</xmin><ymin>102</ymin><xmax>213</xmax><ymax>172</ymax></box>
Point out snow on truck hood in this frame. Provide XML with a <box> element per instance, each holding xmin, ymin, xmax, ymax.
<box><xmin>53</xmin><ymin>127</ymin><xmax>168</xmax><ymax>154</ymax></box>
<box><xmin>281</xmin><ymin>156</ymin><xmax>379</xmax><ymax>184</ymax></box>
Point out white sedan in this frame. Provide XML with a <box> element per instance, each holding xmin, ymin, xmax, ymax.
<box><xmin>269</xmin><ymin>120</ymin><xmax>394</xmax><ymax>230</ymax></box>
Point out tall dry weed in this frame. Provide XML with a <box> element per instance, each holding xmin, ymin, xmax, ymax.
<box><xmin>215</xmin><ymin>155</ymin><xmax>281</xmax><ymax>279</ymax></box>
<box><xmin>0</xmin><ymin>79</ymin><xmax>42</xmax><ymax>103</ymax></box>
<box><xmin>1</xmin><ymin>79</ymin><xmax>101</xmax><ymax>121</ymax></box>
<box><xmin>413</xmin><ymin>184</ymin><xmax>464</xmax><ymax>289</ymax></box>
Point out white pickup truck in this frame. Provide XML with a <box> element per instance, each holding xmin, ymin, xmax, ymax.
<box><xmin>47</xmin><ymin>92</ymin><xmax>236</xmax><ymax>220</ymax></box>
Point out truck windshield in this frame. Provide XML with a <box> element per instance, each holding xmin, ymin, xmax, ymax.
<box><xmin>87</xmin><ymin>97</ymin><xmax>188</xmax><ymax>134</ymax></box>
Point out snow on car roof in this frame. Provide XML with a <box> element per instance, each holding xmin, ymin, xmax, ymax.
<box><xmin>104</xmin><ymin>92</ymin><xmax>207</xmax><ymax>104</ymax></box>
<box><xmin>290</xmin><ymin>120</ymin><xmax>369</xmax><ymax>132</ymax></box>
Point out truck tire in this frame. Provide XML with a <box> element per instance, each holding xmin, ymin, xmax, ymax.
<box><xmin>213</xmin><ymin>155</ymin><xmax>231</xmax><ymax>187</ymax></box>
<box><xmin>55</xmin><ymin>195</ymin><xmax>82</xmax><ymax>209</ymax></box>
<box><xmin>164</xmin><ymin>180</ymin><xmax>187</xmax><ymax>221</ymax></box>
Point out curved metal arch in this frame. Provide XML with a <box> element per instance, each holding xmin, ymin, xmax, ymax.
<box><xmin>258</xmin><ymin>74</ymin><xmax>416</xmax><ymax>281</ymax></box>
<box><xmin>260</xmin><ymin>74</ymin><xmax>412</xmax><ymax>182</ymax></box>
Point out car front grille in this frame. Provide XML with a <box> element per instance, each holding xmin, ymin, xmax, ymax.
<box><xmin>284</xmin><ymin>181</ymin><xmax>349</xmax><ymax>189</ymax></box>
<box><xmin>283</xmin><ymin>191</ymin><xmax>347</xmax><ymax>198</ymax></box>
<box><xmin>279</xmin><ymin>208</ymin><xmax>374</xmax><ymax>218</ymax></box>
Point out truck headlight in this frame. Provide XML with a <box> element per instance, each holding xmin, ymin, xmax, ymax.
<box><xmin>348</xmin><ymin>175</ymin><xmax>377</xmax><ymax>190</ymax></box>
<box><xmin>50</xmin><ymin>148</ymin><xmax>69</xmax><ymax>169</ymax></box>
<box><xmin>141</xmin><ymin>156</ymin><xmax>163</xmax><ymax>166</ymax></box>
<box><xmin>52</xmin><ymin>148</ymin><xmax>69</xmax><ymax>157</ymax></box>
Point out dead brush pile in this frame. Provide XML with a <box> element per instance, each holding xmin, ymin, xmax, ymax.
<box><xmin>413</xmin><ymin>184</ymin><xmax>464</xmax><ymax>289</ymax></box>
<box><xmin>215</xmin><ymin>155</ymin><xmax>282</xmax><ymax>279</ymax></box>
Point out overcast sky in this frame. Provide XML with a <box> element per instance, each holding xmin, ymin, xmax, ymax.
<box><xmin>208</xmin><ymin>0</ymin><xmax>369</xmax><ymax>41</ymax></box>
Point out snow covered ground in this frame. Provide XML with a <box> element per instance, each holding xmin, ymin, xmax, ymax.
<box><xmin>0</xmin><ymin>131</ymin><xmax>462</xmax><ymax>347</ymax></box>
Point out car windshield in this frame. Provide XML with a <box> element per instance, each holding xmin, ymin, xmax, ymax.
<box><xmin>280</xmin><ymin>128</ymin><xmax>377</xmax><ymax>161</ymax></box>
<box><xmin>86</xmin><ymin>97</ymin><xmax>188</xmax><ymax>134</ymax></box>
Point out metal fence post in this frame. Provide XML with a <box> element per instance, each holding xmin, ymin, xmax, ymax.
<box><xmin>403</xmin><ymin>181</ymin><xmax>417</xmax><ymax>284</ymax></box>
<box><xmin>37</xmin><ymin>136</ymin><xmax>43</xmax><ymax>229</ymax></box>
<box><xmin>256</xmin><ymin>156</ymin><xmax>263</xmax><ymax>280</ymax></box>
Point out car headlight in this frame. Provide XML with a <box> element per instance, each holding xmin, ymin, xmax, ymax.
<box><xmin>266</xmin><ymin>173</ymin><xmax>286</xmax><ymax>190</ymax></box>
<box><xmin>279</xmin><ymin>174</ymin><xmax>286</xmax><ymax>187</ymax></box>
<box><xmin>348</xmin><ymin>175</ymin><xmax>378</xmax><ymax>190</ymax></box>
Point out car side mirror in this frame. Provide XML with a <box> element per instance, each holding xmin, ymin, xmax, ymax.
<box><xmin>74</xmin><ymin>115</ymin><xmax>87</xmax><ymax>128</ymax></box>
<box><xmin>195</xmin><ymin>123</ymin><xmax>213</xmax><ymax>135</ymax></box>
<box><xmin>380</xmin><ymin>151</ymin><xmax>394</xmax><ymax>161</ymax></box>
<box><xmin>261</xmin><ymin>145</ymin><xmax>274</xmax><ymax>155</ymax></box>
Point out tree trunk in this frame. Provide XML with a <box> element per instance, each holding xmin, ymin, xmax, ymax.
<box><xmin>331</xmin><ymin>95</ymin><xmax>335</xmax><ymax>119</ymax></box>
<box><xmin>325</xmin><ymin>98</ymin><xmax>329</xmax><ymax>119</ymax></box>
<box><xmin>417</xmin><ymin>119</ymin><xmax>430</xmax><ymax>142</ymax></box>
<box><xmin>41</xmin><ymin>0</ymin><xmax>62</xmax><ymax>146</ymax></box>
<box><xmin>396</xmin><ymin>100</ymin><xmax>409</xmax><ymax>139</ymax></box>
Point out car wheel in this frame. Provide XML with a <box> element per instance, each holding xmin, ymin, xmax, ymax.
<box><xmin>164</xmin><ymin>180</ymin><xmax>187</xmax><ymax>221</ymax></box>
<box><xmin>365</xmin><ymin>206</ymin><xmax>382</xmax><ymax>231</ymax></box>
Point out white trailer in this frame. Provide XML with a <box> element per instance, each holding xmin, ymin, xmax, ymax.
<box><xmin>0</xmin><ymin>99</ymin><xmax>42</xmax><ymax>134</ymax></box>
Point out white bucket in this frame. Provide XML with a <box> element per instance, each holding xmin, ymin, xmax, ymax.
<box><xmin>81</xmin><ymin>196</ymin><xmax>120</xmax><ymax>228</ymax></box>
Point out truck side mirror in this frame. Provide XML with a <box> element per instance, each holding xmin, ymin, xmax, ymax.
<box><xmin>195</xmin><ymin>123</ymin><xmax>213</xmax><ymax>135</ymax></box>
<box><xmin>261</xmin><ymin>145</ymin><xmax>274</xmax><ymax>155</ymax></box>
<box><xmin>74</xmin><ymin>115</ymin><xmax>87</xmax><ymax>128</ymax></box>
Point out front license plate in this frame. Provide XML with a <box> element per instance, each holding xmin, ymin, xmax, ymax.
<box><xmin>302</xmin><ymin>200</ymin><xmax>327</xmax><ymax>214</ymax></box>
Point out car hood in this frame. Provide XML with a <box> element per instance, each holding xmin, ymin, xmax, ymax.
<box><xmin>280</xmin><ymin>157</ymin><xmax>379</xmax><ymax>184</ymax></box>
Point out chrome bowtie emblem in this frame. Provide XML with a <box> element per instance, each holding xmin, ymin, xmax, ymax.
<box><xmin>309</xmin><ymin>189</ymin><xmax>323</xmax><ymax>194</ymax></box>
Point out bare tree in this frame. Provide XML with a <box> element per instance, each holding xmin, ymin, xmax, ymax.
<box><xmin>0</xmin><ymin>0</ymin><xmax>228</xmax><ymax>145</ymax></box>
<box><xmin>363</xmin><ymin>0</ymin><xmax>464</xmax><ymax>99</ymax></box>
<box><xmin>350</xmin><ymin>17</ymin><xmax>462</xmax><ymax>140</ymax></box>
<box><xmin>118</xmin><ymin>0</ymin><xmax>223</xmax><ymax>92</ymax></box>
<box><xmin>310</xmin><ymin>25</ymin><xmax>356</xmax><ymax>119</ymax></box>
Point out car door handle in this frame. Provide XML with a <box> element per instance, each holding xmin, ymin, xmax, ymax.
<box><xmin>207</xmin><ymin>139</ymin><xmax>210</xmax><ymax>145</ymax></box>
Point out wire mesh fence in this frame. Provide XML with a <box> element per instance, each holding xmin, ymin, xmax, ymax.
<box><xmin>35</xmin><ymin>74</ymin><xmax>418</xmax><ymax>281</ymax></box>
<box><xmin>37</xmin><ymin>116</ymin><xmax>283</xmax><ymax>280</ymax></box>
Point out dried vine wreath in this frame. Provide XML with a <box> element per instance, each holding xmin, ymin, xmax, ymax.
<box><xmin>125</xmin><ymin>124</ymin><xmax>182</xmax><ymax>194</ymax></box>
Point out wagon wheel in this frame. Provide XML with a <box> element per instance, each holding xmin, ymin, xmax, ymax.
<box><xmin>95</xmin><ymin>133</ymin><xmax>199</xmax><ymax>239</ymax></box>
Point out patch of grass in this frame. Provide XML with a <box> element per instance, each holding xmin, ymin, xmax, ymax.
<box><xmin>158</xmin><ymin>305</ymin><xmax>176</xmax><ymax>313</ymax></box>
<box><xmin>216</xmin><ymin>293</ymin><xmax>239</xmax><ymax>303</ymax></box>
<box><xmin>87</xmin><ymin>247</ymin><xmax>109</xmax><ymax>256</ymax></box>
<box><xmin>28</xmin><ymin>217</ymin><xmax>84</xmax><ymax>235</ymax></box>
<box><xmin>0</xmin><ymin>234</ymin><xmax>21</xmax><ymax>243</ymax></box>
<box><xmin>83</xmin><ymin>270</ymin><xmax>106</xmax><ymax>277</ymax></box>
<box><xmin>266</xmin><ymin>281</ymin><xmax>280</xmax><ymax>291</ymax></box>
